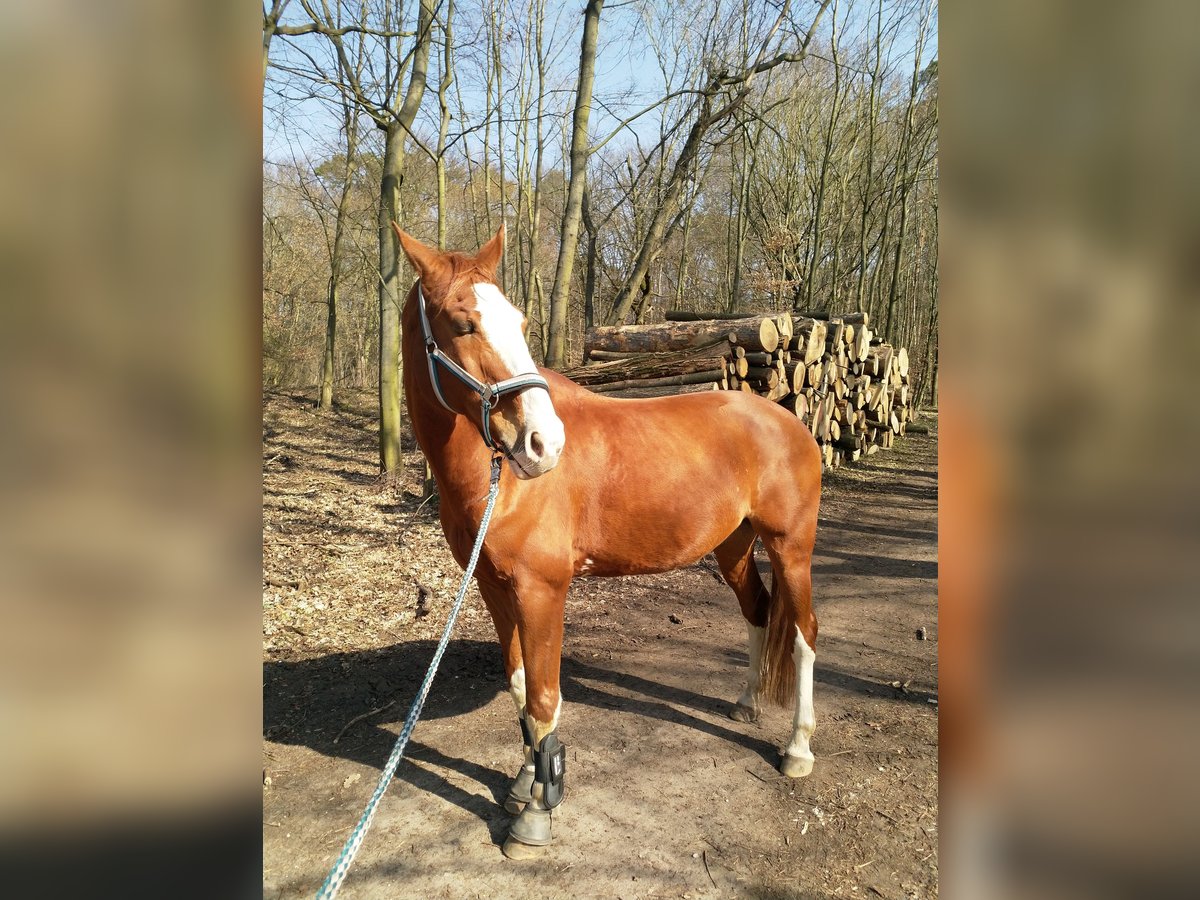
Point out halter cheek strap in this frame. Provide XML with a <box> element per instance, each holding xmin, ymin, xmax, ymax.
<box><xmin>417</xmin><ymin>283</ymin><xmax>551</xmax><ymax>452</ymax></box>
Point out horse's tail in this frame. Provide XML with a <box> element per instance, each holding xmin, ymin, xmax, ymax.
<box><xmin>759</xmin><ymin>564</ymin><xmax>797</xmax><ymax>707</ymax></box>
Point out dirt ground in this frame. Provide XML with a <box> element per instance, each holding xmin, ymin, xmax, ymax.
<box><xmin>262</xmin><ymin>389</ymin><xmax>938</xmax><ymax>899</ymax></box>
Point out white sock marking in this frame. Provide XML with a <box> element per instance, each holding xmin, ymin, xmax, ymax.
<box><xmin>785</xmin><ymin>626</ymin><xmax>816</xmax><ymax>761</ymax></box>
<box><xmin>737</xmin><ymin>624</ymin><xmax>766</xmax><ymax>711</ymax></box>
<box><xmin>509</xmin><ymin>666</ymin><xmax>527</xmax><ymax>715</ymax></box>
<box><xmin>527</xmin><ymin>696</ymin><xmax>561</xmax><ymax>747</ymax></box>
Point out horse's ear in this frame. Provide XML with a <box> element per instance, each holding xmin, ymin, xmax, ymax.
<box><xmin>392</xmin><ymin>223</ymin><xmax>447</xmax><ymax>282</ymax></box>
<box><xmin>475</xmin><ymin>223</ymin><xmax>505</xmax><ymax>277</ymax></box>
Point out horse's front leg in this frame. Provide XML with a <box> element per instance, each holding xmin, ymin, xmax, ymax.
<box><xmin>476</xmin><ymin>580</ymin><xmax>534</xmax><ymax>816</ymax></box>
<box><xmin>503</xmin><ymin>573</ymin><xmax>569</xmax><ymax>860</ymax></box>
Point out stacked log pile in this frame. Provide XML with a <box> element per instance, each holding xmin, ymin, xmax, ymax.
<box><xmin>569</xmin><ymin>310</ymin><xmax>914</xmax><ymax>469</ymax></box>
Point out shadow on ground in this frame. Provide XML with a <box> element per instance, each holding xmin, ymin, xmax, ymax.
<box><xmin>264</xmin><ymin>637</ymin><xmax>791</xmax><ymax>830</ymax></box>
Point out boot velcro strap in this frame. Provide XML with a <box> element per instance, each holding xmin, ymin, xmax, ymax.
<box><xmin>533</xmin><ymin>731</ymin><xmax>566</xmax><ymax>809</ymax></box>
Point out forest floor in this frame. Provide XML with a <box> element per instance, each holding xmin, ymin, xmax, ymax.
<box><xmin>262</xmin><ymin>389</ymin><xmax>938</xmax><ymax>900</ymax></box>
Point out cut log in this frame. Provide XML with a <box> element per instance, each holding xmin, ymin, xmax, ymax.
<box><xmin>764</xmin><ymin>380</ymin><xmax>791</xmax><ymax>403</ymax></box>
<box><xmin>794</xmin><ymin>311</ymin><xmax>870</xmax><ymax>326</ymax></box>
<box><xmin>784</xmin><ymin>363</ymin><xmax>805</xmax><ymax>395</ymax></box>
<box><xmin>564</xmin><ymin>344</ymin><xmax>730</xmax><ymax>386</ymax></box>
<box><xmin>835</xmin><ymin>432</ymin><xmax>863</xmax><ymax>452</ymax></box>
<box><xmin>664</xmin><ymin>310</ymin><xmax>762</xmax><ymax>322</ymax></box>
<box><xmin>897</xmin><ymin>346</ymin><xmax>909</xmax><ymax>378</ymax></box>
<box><xmin>725</xmin><ymin>317</ymin><xmax>781</xmax><ymax>353</ymax></box>
<box><xmin>825</xmin><ymin>321</ymin><xmax>845</xmax><ymax>352</ymax></box>
<box><xmin>813</xmin><ymin>394</ymin><xmax>836</xmax><ymax>441</ymax></box>
<box><xmin>585</xmin><ymin>319</ymin><xmax>776</xmax><ymax>356</ymax></box>
<box><xmin>741</xmin><ymin>351</ymin><xmax>776</xmax><ymax>367</ymax></box>
<box><xmin>584</xmin><ymin>348</ymin><xmax>685</xmax><ymax>362</ymax></box>
<box><xmin>806</xmin><ymin>322</ymin><xmax>828</xmax><ymax>366</ymax></box>
<box><xmin>792</xmin><ymin>392</ymin><xmax>809</xmax><ymax>421</ymax></box>
<box><xmin>744</xmin><ymin>365</ymin><xmax>778</xmax><ymax>385</ymax></box>
<box><xmin>866</xmin><ymin>383</ymin><xmax>886</xmax><ymax>410</ymax></box>
<box><xmin>585</xmin><ymin>369</ymin><xmax>724</xmax><ymax>393</ymax></box>
<box><xmin>775</xmin><ymin>315</ymin><xmax>793</xmax><ymax>346</ymax></box>
<box><xmin>852</xmin><ymin>326</ymin><xmax>871</xmax><ymax>362</ymax></box>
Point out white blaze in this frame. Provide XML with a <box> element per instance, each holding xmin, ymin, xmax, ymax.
<box><xmin>473</xmin><ymin>283</ymin><xmax>563</xmax><ymax>447</ymax></box>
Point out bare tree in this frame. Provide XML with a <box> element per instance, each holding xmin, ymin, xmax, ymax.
<box><xmin>277</xmin><ymin>0</ymin><xmax>435</xmax><ymax>477</ymax></box>
<box><xmin>544</xmin><ymin>0</ymin><xmax>604</xmax><ymax>368</ymax></box>
<box><xmin>605</xmin><ymin>0</ymin><xmax>833</xmax><ymax>325</ymax></box>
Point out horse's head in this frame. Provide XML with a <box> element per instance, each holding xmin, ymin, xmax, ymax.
<box><xmin>393</xmin><ymin>222</ymin><xmax>565</xmax><ymax>479</ymax></box>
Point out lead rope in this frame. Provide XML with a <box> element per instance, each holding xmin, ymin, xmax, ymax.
<box><xmin>315</xmin><ymin>455</ymin><xmax>504</xmax><ymax>900</ymax></box>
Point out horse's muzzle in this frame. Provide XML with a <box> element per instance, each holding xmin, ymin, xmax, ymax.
<box><xmin>508</xmin><ymin>422</ymin><xmax>564</xmax><ymax>479</ymax></box>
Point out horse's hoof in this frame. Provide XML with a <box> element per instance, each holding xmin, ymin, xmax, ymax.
<box><xmin>508</xmin><ymin>803</ymin><xmax>553</xmax><ymax>847</ymax></box>
<box><xmin>502</xmin><ymin>836</ymin><xmax>546</xmax><ymax>860</ymax></box>
<box><xmin>779</xmin><ymin>752</ymin><xmax>814</xmax><ymax>778</ymax></box>
<box><xmin>730</xmin><ymin>702</ymin><xmax>760</xmax><ymax>723</ymax></box>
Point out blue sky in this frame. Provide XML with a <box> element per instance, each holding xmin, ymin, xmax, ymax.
<box><xmin>264</xmin><ymin>0</ymin><xmax>936</xmax><ymax>170</ymax></box>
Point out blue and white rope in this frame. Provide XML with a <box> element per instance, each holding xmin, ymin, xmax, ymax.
<box><xmin>315</xmin><ymin>457</ymin><xmax>503</xmax><ymax>900</ymax></box>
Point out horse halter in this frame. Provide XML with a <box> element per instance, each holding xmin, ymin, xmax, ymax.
<box><xmin>416</xmin><ymin>282</ymin><xmax>551</xmax><ymax>453</ymax></box>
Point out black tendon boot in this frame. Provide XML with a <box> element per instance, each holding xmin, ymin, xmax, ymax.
<box><xmin>505</xmin><ymin>730</ymin><xmax>566</xmax><ymax>854</ymax></box>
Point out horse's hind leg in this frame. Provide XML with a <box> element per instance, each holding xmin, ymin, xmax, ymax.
<box><xmin>477</xmin><ymin>580</ymin><xmax>535</xmax><ymax>814</ymax></box>
<box><xmin>714</xmin><ymin>521</ymin><xmax>771</xmax><ymax>723</ymax></box>
<box><xmin>755</xmin><ymin>517</ymin><xmax>820</xmax><ymax>778</ymax></box>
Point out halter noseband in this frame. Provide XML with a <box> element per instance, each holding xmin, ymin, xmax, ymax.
<box><xmin>416</xmin><ymin>282</ymin><xmax>551</xmax><ymax>453</ymax></box>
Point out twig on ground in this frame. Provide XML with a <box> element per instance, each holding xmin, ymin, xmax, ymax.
<box><xmin>874</xmin><ymin>807</ymin><xmax>902</xmax><ymax>826</ymax></box>
<box><xmin>746</xmin><ymin>767</ymin><xmax>783</xmax><ymax>785</ymax></box>
<box><xmin>333</xmin><ymin>699</ymin><xmax>397</xmax><ymax>744</ymax></box>
<box><xmin>702</xmin><ymin>850</ymin><xmax>717</xmax><ymax>888</ymax></box>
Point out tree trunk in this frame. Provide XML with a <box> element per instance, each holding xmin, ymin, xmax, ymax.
<box><xmin>884</xmin><ymin>0</ymin><xmax>934</xmax><ymax>341</ymax></box>
<box><xmin>545</xmin><ymin>0</ymin><xmax>604</xmax><ymax>367</ymax></box>
<box><xmin>377</xmin><ymin>125</ymin><xmax>406</xmax><ymax>477</ymax></box>
<box><xmin>581</xmin><ymin>178</ymin><xmax>597</xmax><ymax>329</ymax></box>
<box><xmin>606</xmin><ymin>94</ymin><xmax>713</xmax><ymax>325</ymax></box>
<box><xmin>803</xmin><ymin>0</ymin><xmax>842</xmax><ymax>310</ymax></box>
<box><xmin>674</xmin><ymin>199</ymin><xmax>693</xmax><ymax>311</ymax></box>
<box><xmin>378</xmin><ymin>0</ymin><xmax>433</xmax><ymax>478</ymax></box>
<box><xmin>319</xmin><ymin>274</ymin><xmax>338</xmax><ymax>409</ymax></box>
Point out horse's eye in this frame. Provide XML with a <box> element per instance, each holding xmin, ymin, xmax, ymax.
<box><xmin>456</xmin><ymin>319</ymin><xmax>475</xmax><ymax>336</ymax></box>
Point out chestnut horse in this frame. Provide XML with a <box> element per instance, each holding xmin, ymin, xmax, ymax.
<box><xmin>393</xmin><ymin>224</ymin><xmax>821</xmax><ymax>859</ymax></box>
